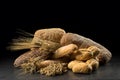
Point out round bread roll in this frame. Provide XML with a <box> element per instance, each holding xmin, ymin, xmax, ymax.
<box><xmin>68</xmin><ymin>60</ymin><xmax>82</xmax><ymax>69</ymax></box>
<box><xmin>72</xmin><ymin>62</ymin><xmax>92</xmax><ymax>73</ymax></box>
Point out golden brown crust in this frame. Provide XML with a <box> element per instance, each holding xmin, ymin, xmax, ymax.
<box><xmin>60</xmin><ymin>33</ymin><xmax>112</xmax><ymax>64</ymax></box>
<box><xmin>33</xmin><ymin>28</ymin><xmax>66</xmax><ymax>43</ymax></box>
<box><xmin>86</xmin><ymin>59</ymin><xmax>99</xmax><ymax>71</ymax></box>
<box><xmin>75</xmin><ymin>50</ymin><xmax>93</xmax><ymax>61</ymax></box>
<box><xmin>68</xmin><ymin>60</ymin><xmax>82</xmax><ymax>69</ymax></box>
<box><xmin>35</xmin><ymin>60</ymin><xmax>61</xmax><ymax>68</ymax></box>
<box><xmin>72</xmin><ymin>62</ymin><xmax>92</xmax><ymax>73</ymax></box>
<box><xmin>53</xmin><ymin>44</ymin><xmax>78</xmax><ymax>59</ymax></box>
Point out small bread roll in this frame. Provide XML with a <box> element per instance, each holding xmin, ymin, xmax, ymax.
<box><xmin>36</xmin><ymin>60</ymin><xmax>61</xmax><ymax>68</ymax></box>
<box><xmin>75</xmin><ymin>49</ymin><xmax>93</xmax><ymax>61</ymax></box>
<box><xmin>53</xmin><ymin>44</ymin><xmax>78</xmax><ymax>59</ymax></box>
<box><xmin>68</xmin><ymin>60</ymin><xmax>82</xmax><ymax>69</ymax></box>
<box><xmin>72</xmin><ymin>62</ymin><xmax>92</xmax><ymax>73</ymax></box>
<box><xmin>86</xmin><ymin>59</ymin><xmax>99</xmax><ymax>71</ymax></box>
<box><xmin>87</xmin><ymin>46</ymin><xmax>100</xmax><ymax>57</ymax></box>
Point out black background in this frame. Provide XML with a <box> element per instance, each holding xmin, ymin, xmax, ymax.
<box><xmin>0</xmin><ymin>8</ymin><xmax>119</xmax><ymax>58</ymax></box>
